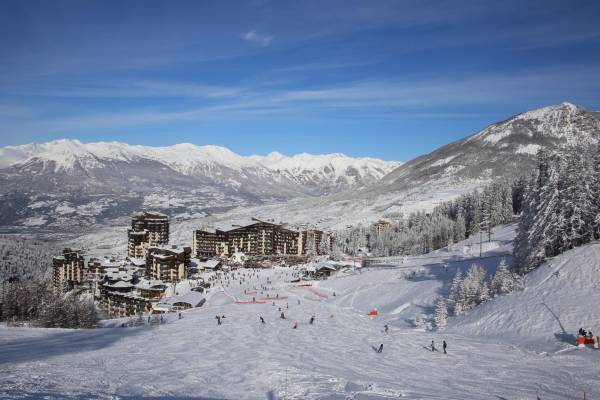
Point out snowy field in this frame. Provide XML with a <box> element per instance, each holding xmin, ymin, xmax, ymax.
<box><xmin>2</xmin><ymin>225</ymin><xmax>599</xmax><ymax>399</ymax></box>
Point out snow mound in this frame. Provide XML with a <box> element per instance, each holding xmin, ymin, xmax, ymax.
<box><xmin>207</xmin><ymin>290</ymin><xmax>235</xmax><ymax>306</ymax></box>
<box><xmin>449</xmin><ymin>241</ymin><xmax>600</xmax><ymax>352</ymax></box>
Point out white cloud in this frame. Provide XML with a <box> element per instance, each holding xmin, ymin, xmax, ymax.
<box><xmin>241</xmin><ymin>30</ymin><xmax>273</xmax><ymax>47</ymax></box>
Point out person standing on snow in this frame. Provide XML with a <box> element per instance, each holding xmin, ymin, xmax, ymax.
<box><xmin>216</xmin><ymin>315</ymin><xmax>221</xmax><ymax>325</ymax></box>
<box><xmin>260</xmin><ymin>316</ymin><xmax>265</xmax><ymax>324</ymax></box>
<box><xmin>443</xmin><ymin>340</ymin><xmax>447</xmax><ymax>354</ymax></box>
<box><xmin>377</xmin><ymin>343</ymin><xmax>383</xmax><ymax>353</ymax></box>
<box><xmin>384</xmin><ymin>324</ymin><xmax>389</xmax><ymax>334</ymax></box>
<box><xmin>431</xmin><ymin>340</ymin><xmax>436</xmax><ymax>352</ymax></box>
<box><xmin>280</xmin><ymin>312</ymin><xmax>285</xmax><ymax>319</ymax></box>
<box><xmin>309</xmin><ymin>315</ymin><xmax>315</xmax><ymax>325</ymax></box>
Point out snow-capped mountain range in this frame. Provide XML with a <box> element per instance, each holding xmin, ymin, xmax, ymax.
<box><xmin>1</xmin><ymin>102</ymin><xmax>599</xmax><ymax>234</ymax></box>
<box><xmin>0</xmin><ymin>140</ymin><xmax>399</xmax><ymax>230</ymax></box>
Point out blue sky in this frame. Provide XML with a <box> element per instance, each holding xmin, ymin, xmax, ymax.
<box><xmin>1</xmin><ymin>0</ymin><xmax>599</xmax><ymax>161</ymax></box>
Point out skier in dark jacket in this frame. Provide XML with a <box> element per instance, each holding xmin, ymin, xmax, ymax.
<box><xmin>377</xmin><ymin>343</ymin><xmax>383</xmax><ymax>353</ymax></box>
<box><xmin>216</xmin><ymin>315</ymin><xmax>221</xmax><ymax>325</ymax></box>
<box><xmin>309</xmin><ymin>316</ymin><xmax>315</xmax><ymax>325</ymax></box>
<box><xmin>443</xmin><ymin>340</ymin><xmax>447</xmax><ymax>354</ymax></box>
<box><xmin>260</xmin><ymin>316</ymin><xmax>265</xmax><ymax>324</ymax></box>
<box><xmin>431</xmin><ymin>340</ymin><xmax>436</xmax><ymax>352</ymax></box>
<box><xmin>280</xmin><ymin>312</ymin><xmax>285</xmax><ymax>319</ymax></box>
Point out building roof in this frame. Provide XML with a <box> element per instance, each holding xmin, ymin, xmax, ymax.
<box><xmin>148</xmin><ymin>245</ymin><xmax>189</xmax><ymax>256</ymax></box>
<box><xmin>103</xmin><ymin>281</ymin><xmax>134</xmax><ymax>289</ymax></box>
<box><xmin>316</xmin><ymin>265</ymin><xmax>337</xmax><ymax>272</ymax></box>
<box><xmin>128</xmin><ymin>230</ymin><xmax>148</xmax><ymax>236</ymax></box>
<box><xmin>128</xmin><ymin>257</ymin><xmax>146</xmax><ymax>267</ymax></box>
<box><xmin>135</xmin><ymin>279</ymin><xmax>167</xmax><ymax>290</ymax></box>
<box><xmin>197</xmin><ymin>259</ymin><xmax>222</xmax><ymax>269</ymax></box>
<box><xmin>159</xmin><ymin>291</ymin><xmax>206</xmax><ymax>308</ymax></box>
<box><xmin>132</xmin><ymin>211</ymin><xmax>168</xmax><ymax>219</ymax></box>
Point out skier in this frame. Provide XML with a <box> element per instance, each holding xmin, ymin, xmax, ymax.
<box><xmin>384</xmin><ymin>324</ymin><xmax>389</xmax><ymax>334</ymax></box>
<box><xmin>178</xmin><ymin>312</ymin><xmax>182</xmax><ymax>320</ymax></box>
<box><xmin>377</xmin><ymin>343</ymin><xmax>383</xmax><ymax>353</ymax></box>
<box><xmin>280</xmin><ymin>312</ymin><xmax>285</xmax><ymax>319</ymax></box>
<box><xmin>431</xmin><ymin>340</ymin><xmax>436</xmax><ymax>352</ymax></box>
<box><xmin>160</xmin><ymin>315</ymin><xmax>164</xmax><ymax>324</ymax></box>
<box><xmin>309</xmin><ymin>315</ymin><xmax>315</xmax><ymax>325</ymax></box>
<box><xmin>293</xmin><ymin>320</ymin><xmax>299</xmax><ymax>329</ymax></box>
<box><xmin>216</xmin><ymin>315</ymin><xmax>222</xmax><ymax>325</ymax></box>
<box><xmin>260</xmin><ymin>316</ymin><xmax>265</xmax><ymax>324</ymax></box>
<box><xmin>443</xmin><ymin>340</ymin><xmax>447</xmax><ymax>354</ymax></box>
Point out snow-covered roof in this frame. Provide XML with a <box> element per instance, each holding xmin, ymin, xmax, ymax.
<box><xmin>197</xmin><ymin>259</ymin><xmax>221</xmax><ymax>269</ymax></box>
<box><xmin>128</xmin><ymin>230</ymin><xmax>148</xmax><ymax>236</ymax></box>
<box><xmin>128</xmin><ymin>257</ymin><xmax>146</xmax><ymax>267</ymax></box>
<box><xmin>132</xmin><ymin>211</ymin><xmax>168</xmax><ymax>219</ymax></box>
<box><xmin>215</xmin><ymin>219</ymin><xmax>258</xmax><ymax>232</ymax></box>
<box><xmin>316</xmin><ymin>265</ymin><xmax>337</xmax><ymax>272</ymax></box>
<box><xmin>135</xmin><ymin>279</ymin><xmax>167</xmax><ymax>290</ymax></box>
<box><xmin>148</xmin><ymin>245</ymin><xmax>188</xmax><ymax>255</ymax></box>
<box><xmin>104</xmin><ymin>281</ymin><xmax>134</xmax><ymax>289</ymax></box>
<box><xmin>160</xmin><ymin>292</ymin><xmax>206</xmax><ymax>307</ymax></box>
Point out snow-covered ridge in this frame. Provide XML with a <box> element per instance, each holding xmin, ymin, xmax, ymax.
<box><xmin>0</xmin><ymin>139</ymin><xmax>401</xmax><ymax>180</ymax></box>
<box><xmin>470</xmin><ymin>102</ymin><xmax>598</xmax><ymax>146</ymax></box>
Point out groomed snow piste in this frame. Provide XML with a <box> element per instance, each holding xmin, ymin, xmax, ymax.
<box><xmin>2</xmin><ymin>225</ymin><xmax>599</xmax><ymax>399</ymax></box>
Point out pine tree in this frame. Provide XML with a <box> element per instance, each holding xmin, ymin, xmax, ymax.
<box><xmin>458</xmin><ymin>264</ymin><xmax>486</xmax><ymax>312</ymax></box>
<box><xmin>448</xmin><ymin>269</ymin><xmax>463</xmax><ymax>314</ymax></box>
<box><xmin>434</xmin><ymin>298</ymin><xmax>448</xmax><ymax>330</ymax></box>
<box><xmin>491</xmin><ymin>258</ymin><xmax>514</xmax><ymax>296</ymax></box>
<box><xmin>318</xmin><ymin>234</ymin><xmax>331</xmax><ymax>256</ymax></box>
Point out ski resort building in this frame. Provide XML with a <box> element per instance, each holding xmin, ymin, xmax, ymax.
<box><xmin>371</xmin><ymin>219</ymin><xmax>392</xmax><ymax>235</ymax></box>
<box><xmin>52</xmin><ymin>248</ymin><xmax>86</xmax><ymax>292</ymax></box>
<box><xmin>127</xmin><ymin>211</ymin><xmax>170</xmax><ymax>258</ymax></box>
<box><xmin>192</xmin><ymin>218</ymin><xmax>332</xmax><ymax>259</ymax></box>
<box><xmin>146</xmin><ymin>245</ymin><xmax>191</xmax><ymax>283</ymax></box>
<box><xmin>98</xmin><ymin>278</ymin><xmax>168</xmax><ymax>318</ymax></box>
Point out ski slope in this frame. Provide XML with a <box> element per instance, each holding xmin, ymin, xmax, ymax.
<box><xmin>1</xmin><ymin>225</ymin><xmax>599</xmax><ymax>399</ymax></box>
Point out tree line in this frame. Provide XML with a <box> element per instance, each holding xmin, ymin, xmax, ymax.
<box><xmin>337</xmin><ymin>179</ymin><xmax>522</xmax><ymax>258</ymax></box>
<box><xmin>1</xmin><ymin>280</ymin><xmax>98</xmax><ymax>328</ymax></box>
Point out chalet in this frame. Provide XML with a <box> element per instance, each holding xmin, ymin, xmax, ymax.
<box><xmin>196</xmin><ymin>259</ymin><xmax>222</xmax><ymax>272</ymax></box>
<box><xmin>315</xmin><ymin>264</ymin><xmax>337</xmax><ymax>278</ymax></box>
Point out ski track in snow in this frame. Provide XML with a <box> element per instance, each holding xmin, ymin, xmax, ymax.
<box><xmin>1</xmin><ymin>224</ymin><xmax>600</xmax><ymax>399</ymax></box>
